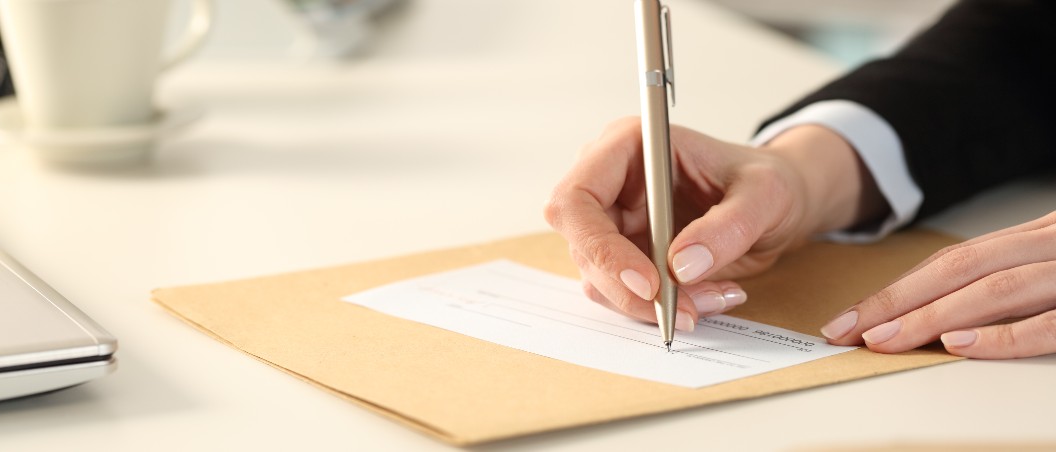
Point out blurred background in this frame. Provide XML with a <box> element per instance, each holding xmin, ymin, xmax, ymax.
<box><xmin>0</xmin><ymin>0</ymin><xmax>959</xmax><ymax>100</ymax></box>
<box><xmin>712</xmin><ymin>0</ymin><xmax>956</xmax><ymax>67</ymax></box>
<box><xmin>159</xmin><ymin>0</ymin><xmax>957</xmax><ymax>65</ymax></box>
<box><xmin>164</xmin><ymin>0</ymin><xmax>958</xmax><ymax>63</ymax></box>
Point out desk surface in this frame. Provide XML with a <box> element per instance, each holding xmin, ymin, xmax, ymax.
<box><xmin>1</xmin><ymin>1</ymin><xmax>1053</xmax><ymax>450</ymax></box>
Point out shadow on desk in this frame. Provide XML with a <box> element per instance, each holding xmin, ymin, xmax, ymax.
<box><xmin>35</xmin><ymin>134</ymin><xmax>492</xmax><ymax>182</ymax></box>
<box><xmin>0</xmin><ymin>348</ymin><xmax>194</xmax><ymax>436</ymax></box>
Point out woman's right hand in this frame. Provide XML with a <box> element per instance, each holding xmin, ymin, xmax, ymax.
<box><xmin>543</xmin><ymin>118</ymin><xmax>883</xmax><ymax>331</ymax></box>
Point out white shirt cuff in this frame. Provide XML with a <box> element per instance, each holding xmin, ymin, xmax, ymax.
<box><xmin>750</xmin><ymin>100</ymin><xmax>923</xmax><ymax>243</ymax></box>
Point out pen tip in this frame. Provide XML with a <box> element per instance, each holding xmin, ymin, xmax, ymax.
<box><xmin>665</xmin><ymin>341</ymin><xmax>672</xmax><ymax>353</ymax></box>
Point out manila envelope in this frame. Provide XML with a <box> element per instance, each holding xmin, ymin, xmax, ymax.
<box><xmin>152</xmin><ymin>230</ymin><xmax>962</xmax><ymax>445</ymax></box>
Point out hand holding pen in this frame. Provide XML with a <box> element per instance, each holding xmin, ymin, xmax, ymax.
<box><xmin>543</xmin><ymin>120</ymin><xmax>826</xmax><ymax>339</ymax></box>
<box><xmin>546</xmin><ymin>1</ymin><xmax>1056</xmax><ymax>360</ymax></box>
<box><xmin>545</xmin><ymin>2</ymin><xmax>868</xmax><ymax>350</ymax></box>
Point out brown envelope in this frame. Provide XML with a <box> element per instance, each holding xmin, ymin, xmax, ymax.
<box><xmin>152</xmin><ymin>230</ymin><xmax>962</xmax><ymax>445</ymax></box>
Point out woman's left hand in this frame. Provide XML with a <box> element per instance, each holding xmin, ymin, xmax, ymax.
<box><xmin>820</xmin><ymin>211</ymin><xmax>1056</xmax><ymax>359</ymax></box>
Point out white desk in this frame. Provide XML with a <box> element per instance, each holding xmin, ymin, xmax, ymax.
<box><xmin>1</xmin><ymin>1</ymin><xmax>1052</xmax><ymax>450</ymax></box>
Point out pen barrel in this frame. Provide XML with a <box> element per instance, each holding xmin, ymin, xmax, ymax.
<box><xmin>634</xmin><ymin>0</ymin><xmax>678</xmax><ymax>345</ymax></box>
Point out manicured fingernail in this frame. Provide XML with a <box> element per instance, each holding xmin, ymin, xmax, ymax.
<box><xmin>820</xmin><ymin>310</ymin><xmax>858</xmax><ymax>340</ymax></box>
<box><xmin>619</xmin><ymin>269</ymin><xmax>652</xmax><ymax>300</ymax></box>
<box><xmin>672</xmin><ymin>244</ymin><xmax>714</xmax><ymax>283</ymax></box>
<box><xmin>862</xmin><ymin>319</ymin><xmax>902</xmax><ymax>344</ymax></box>
<box><xmin>941</xmin><ymin>330</ymin><xmax>978</xmax><ymax>348</ymax></box>
<box><xmin>691</xmin><ymin>291</ymin><xmax>725</xmax><ymax>314</ymax></box>
<box><xmin>723</xmin><ymin>288</ymin><xmax>747</xmax><ymax>307</ymax></box>
<box><xmin>675</xmin><ymin>310</ymin><xmax>695</xmax><ymax>332</ymax></box>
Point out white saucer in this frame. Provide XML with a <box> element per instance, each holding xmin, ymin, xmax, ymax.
<box><xmin>0</xmin><ymin>97</ymin><xmax>202</xmax><ymax>166</ymax></box>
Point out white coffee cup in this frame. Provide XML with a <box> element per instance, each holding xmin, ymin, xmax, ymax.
<box><xmin>0</xmin><ymin>0</ymin><xmax>212</xmax><ymax>163</ymax></box>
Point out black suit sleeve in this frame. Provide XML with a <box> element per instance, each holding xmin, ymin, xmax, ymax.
<box><xmin>759</xmin><ymin>0</ymin><xmax>1056</xmax><ymax>221</ymax></box>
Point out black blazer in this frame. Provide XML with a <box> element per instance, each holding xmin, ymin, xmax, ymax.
<box><xmin>760</xmin><ymin>0</ymin><xmax>1056</xmax><ymax>220</ymax></box>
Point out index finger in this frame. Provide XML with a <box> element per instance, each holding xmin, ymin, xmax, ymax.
<box><xmin>544</xmin><ymin>118</ymin><xmax>660</xmax><ymax>300</ymax></box>
<box><xmin>821</xmin><ymin>224</ymin><xmax>1056</xmax><ymax>345</ymax></box>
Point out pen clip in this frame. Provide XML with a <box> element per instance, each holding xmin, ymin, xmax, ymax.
<box><xmin>661</xmin><ymin>4</ymin><xmax>675</xmax><ymax>107</ymax></box>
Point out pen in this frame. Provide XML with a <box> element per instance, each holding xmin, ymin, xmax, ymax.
<box><xmin>633</xmin><ymin>0</ymin><xmax>677</xmax><ymax>352</ymax></box>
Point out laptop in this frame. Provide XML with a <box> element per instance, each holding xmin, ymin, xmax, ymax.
<box><xmin>0</xmin><ymin>248</ymin><xmax>117</xmax><ymax>401</ymax></box>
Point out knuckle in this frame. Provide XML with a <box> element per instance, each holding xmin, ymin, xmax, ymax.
<box><xmin>611</xmin><ymin>295</ymin><xmax>634</xmax><ymax>314</ymax></box>
<box><xmin>724</xmin><ymin>214</ymin><xmax>758</xmax><ymax>248</ymax></box>
<box><xmin>914</xmin><ymin>303</ymin><xmax>942</xmax><ymax>327</ymax></box>
<box><xmin>991</xmin><ymin>324</ymin><xmax>1020</xmax><ymax>351</ymax></box>
<box><xmin>979</xmin><ymin>270</ymin><xmax>1022</xmax><ymax>300</ymax></box>
<box><xmin>868</xmin><ymin>285</ymin><xmax>906</xmax><ymax>316</ymax></box>
<box><xmin>934</xmin><ymin>245</ymin><xmax>979</xmax><ymax>281</ymax></box>
<box><xmin>580</xmin><ymin>232</ymin><xmax>622</xmax><ymax>274</ymax></box>
<box><xmin>998</xmin><ymin>312</ymin><xmax>1056</xmax><ymax>359</ymax></box>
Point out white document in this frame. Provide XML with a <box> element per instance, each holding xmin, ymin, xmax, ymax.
<box><xmin>342</xmin><ymin>260</ymin><xmax>856</xmax><ymax>388</ymax></box>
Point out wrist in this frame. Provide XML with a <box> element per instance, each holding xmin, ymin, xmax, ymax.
<box><xmin>758</xmin><ymin>124</ymin><xmax>886</xmax><ymax>237</ymax></box>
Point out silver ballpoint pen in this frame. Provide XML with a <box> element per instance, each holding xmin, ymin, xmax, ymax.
<box><xmin>633</xmin><ymin>0</ymin><xmax>677</xmax><ymax>352</ymax></box>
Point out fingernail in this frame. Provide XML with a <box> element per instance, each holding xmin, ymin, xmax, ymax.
<box><xmin>723</xmin><ymin>288</ymin><xmax>748</xmax><ymax>307</ymax></box>
<box><xmin>941</xmin><ymin>330</ymin><xmax>978</xmax><ymax>348</ymax></box>
<box><xmin>672</xmin><ymin>244</ymin><xmax>714</xmax><ymax>283</ymax></box>
<box><xmin>675</xmin><ymin>310</ymin><xmax>695</xmax><ymax>332</ymax></box>
<box><xmin>820</xmin><ymin>310</ymin><xmax>858</xmax><ymax>340</ymax></box>
<box><xmin>862</xmin><ymin>319</ymin><xmax>902</xmax><ymax>345</ymax></box>
<box><xmin>691</xmin><ymin>291</ymin><xmax>726</xmax><ymax>315</ymax></box>
<box><xmin>619</xmin><ymin>269</ymin><xmax>652</xmax><ymax>300</ymax></box>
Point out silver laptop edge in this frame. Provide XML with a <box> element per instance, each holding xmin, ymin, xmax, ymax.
<box><xmin>0</xmin><ymin>248</ymin><xmax>117</xmax><ymax>400</ymax></box>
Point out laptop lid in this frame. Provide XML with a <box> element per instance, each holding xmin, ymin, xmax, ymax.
<box><xmin>0</xmin><ymin>249</ymin><xmax>116</xmax><ymax>399</ymax></box>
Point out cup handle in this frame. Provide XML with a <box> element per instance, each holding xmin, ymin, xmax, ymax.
<box><xmin>161</xmin><ymin>0</ymin><xmax>214</xmax><ymax>71</ymax></box>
